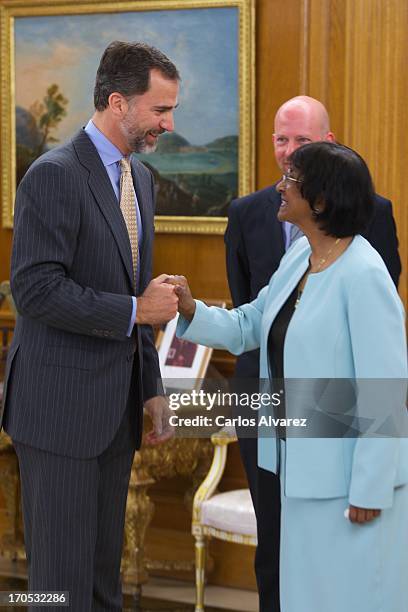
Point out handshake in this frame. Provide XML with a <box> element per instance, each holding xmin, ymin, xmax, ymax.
<box><xmin>135</xmin><ymin>274</ymin><xmax>196</xmax><ymax>326</ymax></box>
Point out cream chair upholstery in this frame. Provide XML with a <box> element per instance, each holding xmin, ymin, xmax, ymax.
<box><xmin>192</xmin><ymin>428</ymin><xmax>257</xmax><ymax>611</ymax></box>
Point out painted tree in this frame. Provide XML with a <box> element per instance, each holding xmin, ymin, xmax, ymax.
<box><xmin>30</xmin><ymin>84</ymin><xmax>68</xmax><ymax>155</ymax></box>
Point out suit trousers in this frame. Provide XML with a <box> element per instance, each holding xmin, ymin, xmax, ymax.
<box><xmin>13</xmin><ymin>399</ymin><xmax>137</xmax><ymax>612</ymax></box>
<box><xmin>237</xmin><ymin>436</ymin><xmax>281</xmax><ymax>612</ymax></box>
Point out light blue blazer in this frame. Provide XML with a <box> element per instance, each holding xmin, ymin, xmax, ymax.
<box><xmin>178</xmin><ymin>236</ymin><xmax>408</xmax><ymax>509</ymax></box>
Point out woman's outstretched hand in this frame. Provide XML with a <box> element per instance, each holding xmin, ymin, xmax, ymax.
<box><xmin>165</xmin><ymin>275</ymin><xmax>196</xmax><ymax>321</ymax></box>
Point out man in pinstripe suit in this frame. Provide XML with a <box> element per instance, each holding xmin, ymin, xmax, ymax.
<box><xmin>1</xmin><ymin>42</ymin><xmax>180</xmax><ymax>611</ymax></box>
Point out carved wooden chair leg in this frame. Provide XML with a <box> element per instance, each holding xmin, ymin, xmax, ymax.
<box><xmin>0</xmin><ymin>441</ymin><xmax>26</xmax><ymax>561</ymax></box>
<box><xmin>194</xmin><ymin>533</ymin><xmax>206</xmax><ymax>612</ymax></box>
<box><xmin>192</xmin><ymin>429</ymin><xmax>257</xmax><ymax>610</ymax></box>
<box><xmin>121</xmin><ymin>451</ymin><xmax>155</xmax><ymax>606</ymax></box>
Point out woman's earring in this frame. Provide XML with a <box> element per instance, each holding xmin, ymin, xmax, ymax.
<box><xmin>312</xmin><ymin>207</ymin><xmax>321</xmax><ymax>216</ymax></box>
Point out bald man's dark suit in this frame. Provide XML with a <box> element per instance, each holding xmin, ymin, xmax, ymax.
<box><xmin>225</xmin><ymin>184</ymin><xmax>401</xmax><ymax>612</ymax></box>
<box><xmin>0</xmin><ymin>129</ymin><xmax>161</xmax><ymax>610</ymax></box>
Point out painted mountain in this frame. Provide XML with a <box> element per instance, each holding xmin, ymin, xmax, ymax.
<box><xmin>136</xmin><ymin>132</ymin><xmax>238</xmax><ymax>217</ymax></box>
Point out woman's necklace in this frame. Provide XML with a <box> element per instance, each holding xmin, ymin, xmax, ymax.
<box><xmin>312</xmin><ymin>237</ymin><xmax>342</xmax><ymax>273</ymax></box>
<box><xmin>295</xmin><ymin>238</ymin><xmax>342</xmax><ymax>309</ymax></box>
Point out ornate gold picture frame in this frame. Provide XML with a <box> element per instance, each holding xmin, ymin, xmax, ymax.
<box><xmin>0</xmin><ymin>0</ymin><xmax>255</xmax><ymax>234</ymax></box>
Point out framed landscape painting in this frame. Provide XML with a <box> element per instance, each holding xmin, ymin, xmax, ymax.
<box><xmin>0</xmin><ymin>0</ymin><xmax>255</xmax><ymax>233</ymax></box>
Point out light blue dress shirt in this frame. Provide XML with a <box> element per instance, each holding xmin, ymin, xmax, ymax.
<box><xmin>283</xmin><ymin>221</ymin><xmax>304</xmax><ymax>250</ymax></box>
<box><xmin>85</xmin><ymin>119</ymin><xmax>142</xmax><ymax>336</ymax></box>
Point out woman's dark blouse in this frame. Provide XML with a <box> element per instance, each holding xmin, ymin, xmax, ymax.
<box><xmin>267</xmin><ymin>286</ymin><xmax>299</xmax><ymax>438</ymax></box>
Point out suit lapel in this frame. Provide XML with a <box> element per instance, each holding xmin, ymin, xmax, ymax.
<box><xmin>131</xmin><ymin>159</ymin><xmax>155</xmax><ymax>293</ymax></box>
<box><xmin>131</xmin><ymin>160</ymin><xmax>151</xmax><ymax>263</ymax></box>
<box><xmin>72</xmin><ymin>130</ymin><xmax>134</xmax><ymax>288</ymax></box>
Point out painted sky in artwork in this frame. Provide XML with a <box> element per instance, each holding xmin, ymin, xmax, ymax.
<box><xmin>14</xmin><ymin>7</ymin><xmax>239</xmax><ymax>146</ymax></box>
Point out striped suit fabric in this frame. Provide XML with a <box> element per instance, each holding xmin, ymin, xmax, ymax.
<box><xmin>13</xmin><ymin>400</ymin><xmax>136</xmax><ymax>611</ymax></box>
<box><xmin>1</xmin><ymin>129</ymin><xmax>161</xmax><ymax>610</ymax></box>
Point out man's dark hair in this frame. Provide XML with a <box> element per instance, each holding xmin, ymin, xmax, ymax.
<box><xmin>94</xmin><ymin>41</ymin><xmax>180</xmax><ymax>111</ymax></box>
<box><xmin>289</xmin><ymin>141</ymin><xmax>375</xmax><ymax>237</ymax></box>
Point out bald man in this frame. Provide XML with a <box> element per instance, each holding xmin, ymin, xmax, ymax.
<box><xmin>224</xmin><ymin>96</ymin><xmax>401</xmax><ymax>612</ymax></box>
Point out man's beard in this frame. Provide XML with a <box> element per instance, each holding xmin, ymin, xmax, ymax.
<box><xmin>129</xmin><ymin>132</ymin><xmax>158</xmax><ymax>154</ymax></box>
<box><xmin>120</xmin><ymin>118</ymin><xmax>161</xmax><ymax>154</ymax></box>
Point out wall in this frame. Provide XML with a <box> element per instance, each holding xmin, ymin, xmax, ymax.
<box><xmin>303</xmin><ymin>0</ymin><xmax>408</xmax><ymax>305</ymax></box>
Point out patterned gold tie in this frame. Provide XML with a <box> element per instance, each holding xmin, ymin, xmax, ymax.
<box><xmin>120</xmin><ymin>157</ymin><xmax>138</xmax><ymax>288</ymax></box>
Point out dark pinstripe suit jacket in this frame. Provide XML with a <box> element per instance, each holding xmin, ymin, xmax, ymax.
<box><xmin>0</xmin><ymin>129</ymin><xmax>161</xmax><ymax>458</ymax></box>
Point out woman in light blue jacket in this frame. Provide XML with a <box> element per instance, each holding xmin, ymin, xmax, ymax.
<box><xmin>173</xmin><ymin>142</ymin><xmax>408</xmax><ymax>612</ymax></box>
